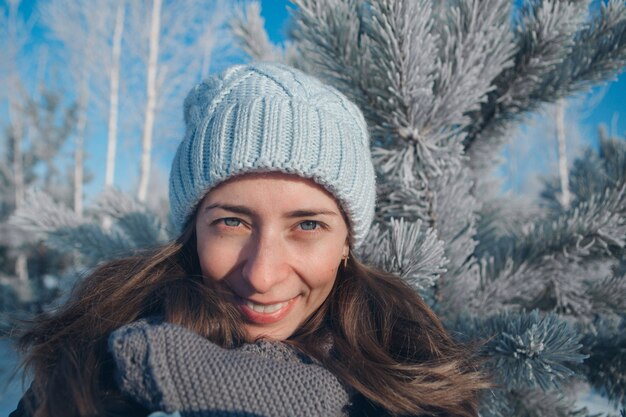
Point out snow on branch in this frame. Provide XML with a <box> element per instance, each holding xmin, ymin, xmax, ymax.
<box><xmin>10</xmin><ymin>189</ymin><xmax>169</xmax><ymax>266</ymax></box>
<box><xmin>473</xmin><ymin>184</ymin><xmax>626</xmax><ymax>314</ymax></box>
<box><xmin>488</xmin><ymin>388</ymin><xmax>585</xmax><ymax>417</ymax></box>
<box><xmin>586</xmin><ymin>273</ymin><xmax>626</xmax><ymax>317</ymax></box>
<box><xmin>581</xmin><ymin>315</ymin><xmax>626</xmax><ymax>408</ymax></box>
<box><xmin>231</xmin><ymin>2</ymin><xmax>284</xmax><ymax>63</ymax></box>
<box><xmin>465</xmin><ymin>0</ymin><xmax>626</xmax><ymax>170</ymax></box>
<box><xmin>427</xmin><ymin>0</ymin><xmax>514</xmax><ymax>138</ymax></box>
<box><xmin>463</xmin><ymin>310</ymin><xmax>587</xmax><ymax>392</ymax></box>
<box><xmin>10</xmin><ymin>189</ymin><xmax>84</xmax><ymax>234</ymax></box>
<box><xmin>358</xmin><ymin>218</ymin><xmax>447</xmax><ymax>293</ymax></box>
<box><xmin>543</xmin><ymin>0</ymin><xmax>626</xmax><ymax>99</ymax></box>
<box><xmin>359</xmin><ymin>0</ymin><xmax>439</xmax><ymax>140</ymax></box>
<box><xmin>543</xmin><ymin>135</ymin><xmax>626</xmax><ymax>211</ymax></box>
<box><xmin>289</xmin><ymin>0</ymin><xmax>369</xmax><ymax>107</ymax></box>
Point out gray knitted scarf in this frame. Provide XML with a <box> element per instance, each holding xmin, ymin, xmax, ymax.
<box><xmin>108</xmin><ymin>320</ymin><xmax>352</xmax><ymax>417</ymax></box>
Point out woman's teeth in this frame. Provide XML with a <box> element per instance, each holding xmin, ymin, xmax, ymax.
<box><xmin>245</xmin><ymin>300</ymin><xmax>287</xmax><ymax>314</ymax></box>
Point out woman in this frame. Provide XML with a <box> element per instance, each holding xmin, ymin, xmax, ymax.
<box><xmin>12</xmin><ymin>62</ymin><xmax>488</xmax><ymax>417</ymax></box>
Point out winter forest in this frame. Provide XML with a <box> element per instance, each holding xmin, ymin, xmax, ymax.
<box><xmin>1</xmin><ymin>0</ymin><xmax>625</xmax><ymax>416</ymax></box>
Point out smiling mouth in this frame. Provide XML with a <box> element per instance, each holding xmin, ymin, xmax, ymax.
<box><xmin>237</xmin><ymin>296</ymin><xmax>298</xmax><ymax>324</ymax></box>
<box><xmin>244</xmin><ymin>299</ymin><xmax>288</xmax><ymax>313</ymax></box>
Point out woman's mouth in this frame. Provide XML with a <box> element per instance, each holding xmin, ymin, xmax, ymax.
<box><xmin>237</xmin><ymin>296</ymin><xmax>298</xmax><ymax>324</ymax></box>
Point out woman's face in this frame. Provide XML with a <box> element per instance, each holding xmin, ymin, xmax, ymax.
<box><xmin>195</xmin><ymin>172</ymin><xmax>350</xmax><ymax>341</ymax></box>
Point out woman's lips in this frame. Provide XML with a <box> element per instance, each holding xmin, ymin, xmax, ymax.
<box><xmin>237</xmin><ymin>296</ymin><xmax>298</xmax><ymax>324</ymax></box>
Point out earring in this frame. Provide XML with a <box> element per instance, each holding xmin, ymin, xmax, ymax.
<box><xmin>343</xmin><ymin>254</ymin><xmax>349</xmax><ymax>268</ymax></box>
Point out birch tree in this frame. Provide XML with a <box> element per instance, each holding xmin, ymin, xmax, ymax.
<box><xmin>106</xmin><ymin>0</ymin><xmax>126</xmax><ymax>188</ymax></box>
<box><xmin>137</xmin><ymin>0</ymin><xmax>162</xmax><ymax>203</ymax></box>
<box><xmin>1</xmin><ymin>1</ymin><xmax>77</xmax><ymax>303</ymax></box>
<box><xmin>41</xmin><ymin>0</ymin><xmax>131</xmax><ymax>212</ymax></box>
<box><xmin>0</xmin><ymin>0</ymin><xmax>32</xmax><ymax>284</ymax></box>
<box><xmin>127</xmin><ymin>0</ymin><xmax>235</xmax><ymax>202</ymax></box>
<box><xmin>40</xmin><ymin>1</ymin><xmax>98</xmax><ymax>216</ymax></box>
<box><xmin>554</xmin><ymin>98</ymin><xmax>571</xmax><ymax>208</ymax></box>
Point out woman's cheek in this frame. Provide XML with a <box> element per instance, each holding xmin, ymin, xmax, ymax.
<box><xmin>197</xmin><ymin>239</ymin><xmax>236</xmax><ymax>280</ymax></box>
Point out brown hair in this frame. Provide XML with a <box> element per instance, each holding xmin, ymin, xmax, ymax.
<box><xmin>15</xmin><ymin>219</ymin><xmax>489</xmax><ymax>417</ymax></box>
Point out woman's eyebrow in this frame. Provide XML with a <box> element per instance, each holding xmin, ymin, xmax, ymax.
<box><xmin>204</xmin><ymin>204</ymin><xmax>337</xmax><ymax>218</ymax></box>
<box><xmin>284</xmin><ymin>209</ymin><xmax>338</xmax><ymax>218</ymax></box>
<box><xmin>204</xmin><ymin>204</ymin><xmax>253</xmax><ymax>216</ymax></box>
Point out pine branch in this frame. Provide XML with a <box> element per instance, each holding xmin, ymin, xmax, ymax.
<box><xmin>92</xmin><ymin>188</ymin><xmax>170</xmax><ymax>247</ymax></box>
<box><xmin>544</xmin><ymin>0</ymin><xmax>626</xmax><ymax>98</ymax></box>
<box><xmin>539</xmin><ymin>136</ymin><xmax>626</xmax><ymax>318</ymax></box>
<box><xmin>586</xmin><ymin>273</ymin><xmax>626</xmax><ymax>317</ymax></box>
<box><xmin>507</xmin><ymin>0</ymin><xmax>591</xmax><ymax>106</ymax></box>
<box><xmin>496</xmin><ymin>388</ymin><xmax>588</xmax><ymax>417</ymax></box>
<box><xmin>429</xmin><ymin>165</ymin><xmax>484</xmax><ymax>312</ymax></box>
<box><xmin>473</xmin><ymin>185</ymin><xmax>626</xmax><ymax>313</ymax></box>
<box><xmin>230</xmin><ymin>2</ymin><xmax>284</xmax><ymax>62</ymax></box>
<box><xmin>372</xmin><ymin>144</ymin><xmax>437</xmax><ymax>220</ymax></box>
<box><xmin>465</xmin><ymin>0</ymin><xmax>592</xmax><ymax>159</ymax></box>
<box><xmin>357</xmin><ymin>218</ymin><xmax>447</xmax><ymax>293</ymax></box>
<box><xmin>474</xmin><ymin>196</ymin><xmax>542</xmax><ymax>260</ymax></box>
<box><xmin>289</xmin><ymin>0</ymin><xmax>372</xmax><ymax>112</ymax></box>
<box><xmin>91</xmin><ymin>187</ymin><xmax>146</xmax><ymax>217</ymax></box>
<box><xmin>581</xmin><ymin>315</ymin><xmax>626</xmax><ymax>408</ymax></box>
<box><xmin>458</xmin><ymin>310</ymin><xmax>587</xmax><ymax>392</ymax></box>
<box><xmin>543</xmin><ymin>135</ymin><xmax>626</xmax><ymax>211</ymax></box>
<box><xmin>361</xmin><ymin>0</ymin><xmax>515</xmax><ymax>152</ymax></box>
<box><xmin>10</xmin><ymin>189</ymin><xmax>84</xmax><ymax>234</ymax></box>
<box><xmin>431</xmin><ymin>166</ymin><xmax>479</xmax><ymax>273</ymax></box>
<box><xmin>465</xmin><ymin>0</ymin><xmax>626</xmax><ymax>170</ymax></box>
<box><xmin>427</xmin><ymin>0</ymin><xmax>514</xmax><ymax>137</ymax></box>
<box><xmin>292</xmin><ymin>0</ymin><xmax>514</xmax><ymax>179</ymax></box>
<box><xmin>359</xmin><ymin>0</ymin><xmax>439</xmax><ymax>142</ymax></box>
<box><xmin>369</xmin><ymin>147</ymin><xmax>480</xmax><ymax>310</ymax></box>
<box><xmin>10</xmin><ymin>189</ymin><xmax>167</xmax><ymax>266</ymax></box>
<box><xmin>47</xmin><ymin>223</ymin><xmax>135</xmax><ymax>266</ymax></box>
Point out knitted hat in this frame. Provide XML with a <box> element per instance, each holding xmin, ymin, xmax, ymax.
<box><xmin>169</xmin><ymin>62</ymin><xmax>376</xmax><ymax>249</ymax></box>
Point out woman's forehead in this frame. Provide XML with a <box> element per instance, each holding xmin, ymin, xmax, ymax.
<box><xmin>202</xmin><ymin>172</ymin><xmax>342</xmax><ymax>212</ymax></box>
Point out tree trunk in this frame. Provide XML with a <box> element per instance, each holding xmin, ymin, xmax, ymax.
<box><xmin>74</xmin><ymin>81</ymin><xmax>88</xmax><ymax>217</ymax></box>
<box><xmin>10</xmin><ymin>102</ymin><xmax>29</xmax><ymax>284</ymax></box>
<box><xmin>74</xmin><ymin>132</ymin><xmax>85</xmax><ymax>217</ymax></box>
<box><xmin>555</xmin><ymin>99</ymin><xmax>570</xmax><ymax>208</ymax></box>
<box><xmin>6</xmin><ymin>0</ymin><xmax>29</xmax><ymax>287</ymax></box>
<box><xmin>138</xmin><ymin>0</ymin><xmax>162</xmax><ymax>202</ymax></box>
<box><xmin>74</xmin><ymin>21</ymin><xmax>97</xmax><ymax>217</ymax></box>
<box><xmin>105</xmin><ymin>0</ymin><xmax>125</xmax><ymax>188</ymax></box>
<box><xmin>11</xmin><ymin>107</ymin><xmax>24</xmax><ymax>211</ymax></box>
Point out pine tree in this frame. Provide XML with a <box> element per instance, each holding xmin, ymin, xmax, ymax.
<box><xmin>9</xmin><ymin>0</ymin><xmax>626</xmax><ymax>416</ymax></box>
<box><xmin>0</xmin><ymin>86</ymin><xmax>78</xmax><ymax>321</ymax></box>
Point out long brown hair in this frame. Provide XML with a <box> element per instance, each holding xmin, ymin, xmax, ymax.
<box><xmin>15</xmin><ymin>219</ymin><xmax>488</xmax><ymax>417</ymax></box>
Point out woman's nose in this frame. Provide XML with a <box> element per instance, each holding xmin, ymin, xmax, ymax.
<box><xmin>240</xmin><ymin>234</ymin><xmax>289</xmax><ymax>294</ymax></box>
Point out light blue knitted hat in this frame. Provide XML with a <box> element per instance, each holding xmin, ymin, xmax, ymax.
<box><xmin>169</xmin><ymin>62</ymin><xmax>376</xmax><ymax>249</ymax></box>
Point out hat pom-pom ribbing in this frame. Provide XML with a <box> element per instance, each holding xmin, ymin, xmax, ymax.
<box><xmin>183</xmin><ymin>76</ymin><xmax>223</xmax><ymax>127</ymax></box>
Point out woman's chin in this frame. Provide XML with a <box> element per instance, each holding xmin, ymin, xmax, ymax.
<box><xmin>243</xmin><ymin>324</ymin><xmax>294</xmax><ymax>342</ymax></box>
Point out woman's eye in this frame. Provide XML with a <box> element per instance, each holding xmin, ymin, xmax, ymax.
<box><xmin>219</xmin><ymin>218</ymin><xmax>241</xmax><ymax>227</ymax></box>
<box><xmin>299</xmin><ymin>220</ymin><xmax>320</xmax><ymax>232</ymax></box>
